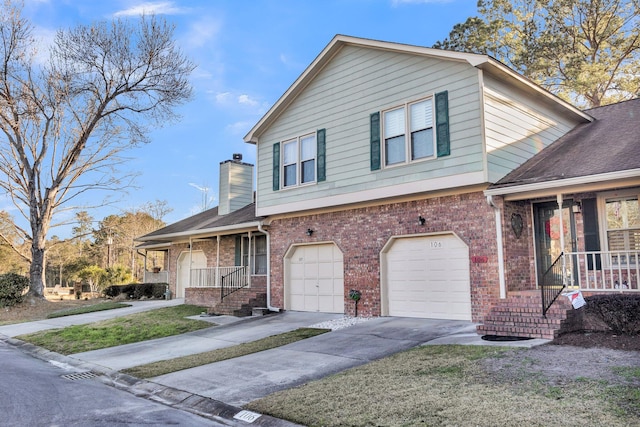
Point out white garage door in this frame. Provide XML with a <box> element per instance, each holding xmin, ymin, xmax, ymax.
<box><xmin>287</xmin><ymin>244</ymin><xmax>344</xmax><ymax>313</ymax></box>
<box><xmin>384</xmin><ymin>234</ymin><xmax>471</xmax><ymax>320</ymax></box>
<box><xmin>176</xmin><ymin>251</ymin><xmax>207</xmax><ymax>298</ymax></box>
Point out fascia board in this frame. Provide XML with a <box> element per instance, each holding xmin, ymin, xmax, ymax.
<box><xmin>484</xmin><ymin>169</ymin><xmax>640</xmax><ymax>199</ymax></box>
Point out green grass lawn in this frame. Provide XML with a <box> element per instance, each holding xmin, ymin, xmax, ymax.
<box><xmin>123</xmin><ymin>327</ymin><xmax>330</xmax><ymax>378</ymax></box>
<box><xmin>18</xmin><ymin>304</ymin><xmax>211</xmax><ymax>354</ymax></box>
<box><xmin>245</xmin><ymin>345</ymin><xmax>640</xmax><ymax>427</ymax></box>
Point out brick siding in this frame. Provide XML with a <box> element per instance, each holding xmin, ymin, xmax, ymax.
<box><xmin>268</xmin><ymin>191</ymin><xmax>500</xmax><ymax>322</ymax></box>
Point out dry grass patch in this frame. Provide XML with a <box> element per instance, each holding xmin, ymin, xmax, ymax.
<box><xmin>246</xmin><ymin>345</ymin><xmax>639</xmax><ymax>427</ymax></box>
<box><xmin>123</xmin><ymin>327</ymin><xmax>330</xmax><ymax>378</ymax></box>
<box><xmin>0</xmin><ymin>297</ymin><xmax>109</xmax><ymax>325</ymax></box>
<box><xmin>17</xmin><ymin>305</ymin><xmax>211</xmax><ymax>354</ymax></box>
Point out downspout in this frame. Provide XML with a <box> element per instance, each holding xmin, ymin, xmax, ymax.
<box><xmin>215</xmin><ymin>236</ymin><xmax>220</xmax><ymax>287</ymax></box>
<box><xmin>487</xmin><ymin>195</ymin><xmax>506</xmax><ymax>299</ymax></box>
<box><xmin>258</xmin><ymin>222</ymin><xmax>280</xmax><ymax>312</ymax></box>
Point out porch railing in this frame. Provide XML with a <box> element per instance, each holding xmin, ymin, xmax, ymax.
<box><xmin>221</xmin><ymin>266</ymin><xmax>249</xmax><ymax>300</ymax></box>
<box><xmin>563</xmin><ymin>251</ymin><xmax>640</xmax><ymax>292</ymax></box>
<box><xmin>541</xmin><ymin>252</ymin><xmax>565</xmax><ymax>317</ymax></box>
<box><xmin>189</xmin><ymin>266</ymin><xmax>247</xmax><ymax>288</ymax></box>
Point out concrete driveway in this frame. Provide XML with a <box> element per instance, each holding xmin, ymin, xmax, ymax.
<box><xmin>149</xmin><ymin>315</ymin><xmax>474</xmax><ymax>407</ymax></box>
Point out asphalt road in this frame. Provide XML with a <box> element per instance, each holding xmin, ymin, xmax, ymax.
<box><xmin>0</xmin><ymin>341</ymin><xmax>225</xmax><ymax>427</ymax></box>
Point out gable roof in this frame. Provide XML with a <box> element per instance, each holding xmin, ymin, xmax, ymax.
<box><xmin>244</xmin><ymin>34</ymin><xmax>590</xmax><ymax>144</ymax></box>
<box><xmin>136</xmin><ymin>203</ymin><xmax>265</xmax><ymax>243</ymax></box>
<box><xmin>486</xmin><ymin>98</ymin><xmax>640</xmax><ymax>198</ymax></box>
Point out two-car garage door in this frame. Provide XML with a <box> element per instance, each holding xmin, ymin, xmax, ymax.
<box><xmin>383</xmin><ymin>234</ymin><xmax>471</xmax><ymax>321</ymax></box>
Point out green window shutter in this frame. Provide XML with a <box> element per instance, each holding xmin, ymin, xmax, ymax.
<box><xmin>272</xmin><ymin>142</ymin><xmax>280</xmax><ymax>191</ymax></box>
<box><xmin>234</xmin><ymin>236</ymin><xmax>242</xmax><ymax>266</ymax></box>
<box><xmin>582</xmin><ymin>198</ymin><xmax>601</xmax><ymax>269</ymax></box>
<box><xmin>435</xmin><ymin>91</ymin><xmax>450</xmax><ymax>157</ymax></box>
<box><xmin>317</xmin><ymin>128</ymin><xmax>326</xmax><ymax>182</ymax></box>
<box><xmin>370</xmin><ymin>112</ymin><xmax>381</xmax><ymax>170</ymax></box>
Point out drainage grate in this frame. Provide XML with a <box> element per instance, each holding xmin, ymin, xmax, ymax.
<box><xmin>61</xmin><ymin>371</ymin><xmax>97</xmax><ymax>381</ymax></box>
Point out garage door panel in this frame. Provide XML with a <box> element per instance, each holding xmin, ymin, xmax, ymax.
<box><xmin>385</xmin><ymin>235</ymin><xmax>471</xmax><ymax>320</ymax></box>
<box><xmin>287</xmin><ymin>244</ymin><xmax>344</xmax><ymax>314</ymax></box>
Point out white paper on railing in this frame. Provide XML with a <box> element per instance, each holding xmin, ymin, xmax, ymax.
<box><xmin>562</xmin><ymin>290</ymin><xmax>586</xmax><ymax>309</ymax></box>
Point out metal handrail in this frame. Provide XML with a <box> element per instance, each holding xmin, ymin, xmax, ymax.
<box><xmin>541</xmin><ymin>252</ymin><xmax>566</xmax><ymax>317</ymax></box>
<box><xmin>221</xmin><ymin>266</ymin><xmax>248</xmax><ymax>300</ymax></box>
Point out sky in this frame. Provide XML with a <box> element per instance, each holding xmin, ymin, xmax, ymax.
<box><xmin>10</xmin><ymin>0</ymin><xmax>480</xmax><ymax>237</ymax></box>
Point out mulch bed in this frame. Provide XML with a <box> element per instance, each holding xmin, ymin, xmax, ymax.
<box><xmin>551</xmin><ymin>331</ymin><xmax>640</xmax><ymax>351</ymax></box>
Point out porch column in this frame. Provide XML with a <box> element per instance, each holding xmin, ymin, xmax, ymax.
<box><xmin>216</xmin><ymin>235</ymin><xmax>220</xmax><ymax>287</ymax></box>
<box><xmin>556</xmin><ymin>194</ymin><xmax>566</xmax><ymax>285</ymax></box>
<box><xmin>247</xmin><ymin>231</ymin><xmax>252</xmax><ymax>287</ymax></box>
<box><xmin>188</xmin><ymin>237</ymin><xmax>193</xmax><ymax>288</ymax></box>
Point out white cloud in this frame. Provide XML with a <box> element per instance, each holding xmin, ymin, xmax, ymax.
<box><xmin>215</xmin><ymin>92</ymin><xmax>232</xmax><ymax>103</ymax></box>
<box><xmin>225</xmin><ymin>120</ymin><xmax>253</xmax><ymax>135</ymax></box>
<box><xmin>238</xmin><ymin>94</ymin><xmax>258</xmax><ymax>107</ymax></box>
<box><xmin>113</xmin><ymin>1</ymin><xmax>188</xmax><ymax>17</ymax></box>
<box><xmin>183</xmin><ymin>16</ymin><xmax>221</xmax><ymax>49</ymax></box>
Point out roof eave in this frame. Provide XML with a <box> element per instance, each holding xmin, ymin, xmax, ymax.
<box><xmin>485</xmin><ymin>169</ymin><xmax>640</xmax><ymax>200</ymax></box>
<box><xmin>136</xmin><ymin>221</ymin><xmax>264</xmax><ymax>242</ymax></box>
<box><xmin>244</xmin><ymin>35</ymin><xmax>491</xmax><ymax>144</ymax></box>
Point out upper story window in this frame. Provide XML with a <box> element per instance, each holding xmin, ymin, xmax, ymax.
<box><xmin>283</xmin><ymin>133</ymin><xmax>316</xmax><ymax>187</ymax></box>
<box><xmin>273</xmin><ymin>129</ymin><xmax>326</xmax><ymax>192</ymax></box>
<box><xmin>381</xmin><ymin>98</ymin><xmax>436</xmax><ymax>167</ymax></box>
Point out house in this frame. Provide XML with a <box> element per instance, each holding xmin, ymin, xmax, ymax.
<box><xmin>136</xmin><ymin>155</ymin><xmax>269</xmax><ymax>316</ymax></box>
<box><xmin>138</xmin><ymin>35</ymin><xmax>639</xmax><ymax>338</ymax></box>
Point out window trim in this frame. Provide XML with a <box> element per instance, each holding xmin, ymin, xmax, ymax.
<box><xmin>241</xmin><ymin>234</ymin><xmax>267</xmax><ymax>276</ymax></box>
<box><xmin>381</xmin><ymin>97</ymin><xmax>435</xmax><ymax>168</ymax></box>
<box><xmin>280</xmin><ymin>131</ymin><xmax>317</xmax><ymax>189</ymax></box>
<box><xmin>597</xmin><ymin>189</ymin><xmax>640</xmax><ymax>267</ymax></box>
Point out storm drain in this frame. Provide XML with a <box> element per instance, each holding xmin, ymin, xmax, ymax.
<box><xmin>61</xmin><ymin>371</ymin><xmax>97</xmax><ymax>381</ymax></box>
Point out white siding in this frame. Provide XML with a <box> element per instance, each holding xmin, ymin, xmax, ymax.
<box><xmin>483</xmin><ymin>74</ymin><xmax>583</xmax><ymax>182</ymax></box>
<box><xmin>255</xmin><ymin>45</ymin><xmax>484</xmax><ymax>215</ymax></box>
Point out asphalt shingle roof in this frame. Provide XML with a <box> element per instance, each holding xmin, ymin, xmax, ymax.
<box><xmin>492</xmin><ymin>98</ymin><xmax>640</xmax><ymax>189</ymax></box>
<box><xmin>138</xmin><ymin>203</ymin><xmax>263</xmax><ymax>241</ymax></box>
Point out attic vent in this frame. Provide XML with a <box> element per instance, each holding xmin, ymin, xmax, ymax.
<box><xmin>232</xmin><ymin>153</ymin><xmax>242</xmax><ymax>161</ymax></box>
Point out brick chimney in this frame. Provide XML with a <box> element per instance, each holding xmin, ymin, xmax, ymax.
<box><xmin>218</xmin><ymin>154</ymin><xmax>253</xmax><ymax>215</ymax></box>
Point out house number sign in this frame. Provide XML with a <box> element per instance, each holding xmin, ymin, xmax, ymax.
<box><xmin>429</xmin><ymin>241</ymin><xmax>443</xmax><ymax>249</ymax></box>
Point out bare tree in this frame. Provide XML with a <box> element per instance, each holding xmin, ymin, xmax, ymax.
<box><xmin>0</xmin><ymin>1</ymin><xmax>194</xmax><ymax>297</ymax></box>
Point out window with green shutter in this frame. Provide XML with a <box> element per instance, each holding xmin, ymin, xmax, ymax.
<box><xmin>371</xmin><ymin>92</ymin><xmax>449</xmax><ymax>168</ymax></box>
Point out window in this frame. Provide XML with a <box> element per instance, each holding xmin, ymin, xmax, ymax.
<box><xmin>241</xmin><ymin>234</ymin><xmax>267</xmax><ymax>275</ymax></box>
<box><xmin>282</xmin><ymin>133</ymin><xmax>316</xmax><ymax>187</ymax></box>
<box><xmin>604</xmin><ymin>195</ymin><xmax>640</xmax><ymax>265</ymax></box>
<box><xmin>382</xmin><ymin>98</ymin><xmax>434</xmax><ymax>166</ymax></box>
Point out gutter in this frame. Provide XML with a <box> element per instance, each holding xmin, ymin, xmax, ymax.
<box><xmin>258</xmin><ymin>222</ymin><xmax>280</xmax><ymax>312</ymax></box>
<box><xmin>486</xmin><ymin>195</ymin><xmax>506</xmax><ymax>299</ymax></box>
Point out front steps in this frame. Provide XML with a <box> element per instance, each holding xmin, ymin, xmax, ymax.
<box><xmin>477</xmin><ymin>291</ymin><xmax>573</xmax><ymax>340</ymax></box>
<box><xmin>208</xmin><ymin>288</ymin><xmax>267</xmax><ymax>317</ymax></box>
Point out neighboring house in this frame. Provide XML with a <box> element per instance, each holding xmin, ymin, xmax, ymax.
<box><xmin>137</xmin><ymin>156</ymin><xmax>269</xmax><ymax>316</ymax></box>
<box><xmin>138</xmin><ymin>35</ymin><xmax>639</xmax><ymax>338</ymax></box>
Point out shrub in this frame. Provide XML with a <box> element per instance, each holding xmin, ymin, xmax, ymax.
<box><xmin>584</xmin><ymin>294</ymin><xmax>640</xmax><ymax>335</ymax></box>
<box><xmin>0</xmin><ymin>273</ymin><xmax>30</xmax><ymax>307</ymax></box>
<box><xmin>103</xmin><ymin>283</ymin><xmax>168</xmax><ymax>300</ymax></box>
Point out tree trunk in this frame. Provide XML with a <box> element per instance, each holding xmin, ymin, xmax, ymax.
<box><xmin>28</xmin><ymin>243</ymin><xmax>46</xmax><ymax>298</ymax></box>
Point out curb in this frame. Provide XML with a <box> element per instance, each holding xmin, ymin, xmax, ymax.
<box><xmin>1</xmin><ymin>333</ymin><xmax>300</xmax><ymax>427</ymax></box>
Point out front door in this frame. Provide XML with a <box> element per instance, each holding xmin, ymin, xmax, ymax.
<box><xmin>533</xmin><ymin>201</ymin><xmax>577</xmax><ymax>285</ymax></box>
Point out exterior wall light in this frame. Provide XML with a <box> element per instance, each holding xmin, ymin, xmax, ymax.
<box><xmin>418</xmin><ymin>215</ymin><xmax>426</xmax><ymax>226</ymax></box>
<box><xmin>306</xmin><ymin>228</ymin><xmax>314</xmax><ymax>236</ymax></box>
